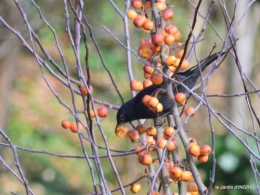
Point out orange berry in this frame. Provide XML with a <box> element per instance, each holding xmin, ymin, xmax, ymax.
<box><xmin>61</xmin><ymin>120</ymin><xmax>70</xmax><ymax>129</ymax></box>
<box><xmin>127</xmin><ymin>129</ymin><xmax>140</xmax><ymax>141</ymax></box>
<box><xmin>143</xmin><ymin>64</ymin><xmax>154</xmax><ymax>74</ymax></box>
<box><xmin>173</xmin><ymin>58</ymin><xmax>180</xmax><ymax>67</ymax></box>
<box><xmin>144</xmin><ymin>1</ymin><xmax>152</xmax><ymax>9</ymax></box>
<box><xmin>131</xmin><ymin>0</ymin><xmax>142</xmax><ymax>9</ymax></box>
<box><xmin>130</xmin><ymin>183</ymin><xmax>142</xmax><ymax>194</ymax></box>
<box><xmin>161</xmin><ymin>28</ymin><xmax>168</xmax><ymax>37</ymax></box>
<box><xmin>70</xmin><ymin>121</ymin><xmax>83</xmax><ymax>133</ymax></box>
<box><xmin>164</xmin><ymin>34</ymin><xmax>175</xmax><ymax>45</ymax></box>
<box><xmin>130</xmin><ymin>80</ymin><xmax>143</xmax><ymax>91</ymax></box>
<box><xmin>166</xmin><ymin>25</ymin><xmax>178</xmax><ymax>35</ymax></box>
<box><xmin>174</xmin><ymin>31</ymin><xmax>182</xmax><ymax>40</ymax></box>
<box><xmin>139</xmin><ymin>152</ymin><xmax>153</xmax><ymax>165</ymax></box>
<box><xmin>178</xmin><ymin>49</ymin><xmax>184</xmax><ymax>58</ymax></box>
<box><xmin>164</xmin><ymin>126</ymin><xmax>175</xmax><ymax>137</ymax></box>
<box><xmin>146</xmin><ymin>126</ymin><xmax>157</xmax><ymax>136</ymax></box>
<box><xmin>133</xmin><ymin>15</ymin><xmax>146</xmax><ymax>28</ymax></box>
<box><xmin>174</xmin><ymin>92</ymin><xmax>186</xmax><ymax>104</ymax></box>
<box><xmin>87</xmin><ymin>108</ymin><xmax>95</xmax><ymax>118</ymax></box>
<box><xmin>136</xmin><ymin>124</ymin><xmax>146</xmax><ymax>134</ymax></box>
<box><xmin>127</xmin><ymin>9</ymin><xmax>137</xmax><ymax>19</ymax></box>
<box><xmin>143</xmin><ymin>19</ymin><xmax>154</xmax><ymax>31</ymax></box>
<box><xmin>164</xmin><ymin>24</ymin><xmax>172</xmax><ymax>32</ymax></box>
<box><xmin>80</xmin><ymin>85</ymin><xmax>93</xmax><ymax>96</ymax></box>
<box><xmin>115</xmin><ymin>126</ymin><xmax>129</xmax><ymax>138</ymax></box>
<box><xmin>143</xmin><ymin>79</ymin><xmax>153</xmax><ymax>88</ymax></box>
<box><xmin>180</xmin><ymin>171</ymin><xmax>193</xmax><ymax>182</ymax></box>
<box><xmin>188</xmin><ymin>182</ymin><xmax>198</xmax><ymax>192</ymax></box>
<box><xmin>197</xmin><ymin>154</ymin><xmax>209</xmax><ymax>163</ymax></box>
<box><xmin>156</xmin><ymin>2</ymin><xmax>166</xmax><ymax>11</ymax></box>
<box><xmin>156</xmin><ymin>103</ymin><xmax>163</xmax><ymax>113</ymax></box>
<box><xmin>166</xmin><ymin>55</ymin><xmax>177</xmax><ymax>66</ymax></box>
<box><xmin>180</xmin><ymin>59</ymin><xmax>190</xmax><ymax>71</ymax></box>
<box><xmin>188</xmin><ymin>144</ymin><xmax>201</xmax><ymax>157</ymax></box>
<box><xmin>142</xmin><ymin>95</ymin><xmax>151</xmax><ymax>106</ymax></box>
<box><xmin>148</xmin><ymin>97</ymin><xmax>159</xmax><ymax>108</ymax></box>
<box><xmin>156</xmin><ymin>137</ymin><xmax>167</xmax><ymax>148</ymax></box>
<box><xmin>200</xmin><ymin>145</ymin><xmax>212</xmax><ymax>156</ymax></box>
<box><xmin>144</xmin><ymin>72</ymin><xmax>152</xmax><ymax>79</ymax></box>
<box><xmin>167</xmin><ymin>140</ymin><xmax>177</xmax><ymax>151</ymax></box>
<box><xmin>170</xmin><ymin>166</ymin><xmax>182</xmax><ymax>180</ymax></box>
<box><xmin>185</xmin><ymin>106</ymin><xmax>195</xmax><ymax>116</ymax></box>
<box><xmin>151</xmin><ymin>73</ymin><xmax>164</xmax><ymax>85</ymax></box>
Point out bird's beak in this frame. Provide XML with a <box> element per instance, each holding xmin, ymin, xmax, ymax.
<box><xmin>115</xmin><ymin>123</ymin><xmax>123</xmax><ymax>133</ymax></box>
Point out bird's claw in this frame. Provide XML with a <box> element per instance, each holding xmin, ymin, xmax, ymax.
<box><xmin>154</xmin><ymin>117</ymin><xmax>163</xmax><ymax>127</ymax></box>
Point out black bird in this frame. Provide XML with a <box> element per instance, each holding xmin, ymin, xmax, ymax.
<box><xmin>116</xmin><ymin>52</ymin><xmax>224</xmax><ymax>127</ymax></box>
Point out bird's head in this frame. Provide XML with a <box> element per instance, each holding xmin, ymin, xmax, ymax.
<box><xmin>116</xmin><ymin>107</ymin><xmax>129</xmax><ymax>128</ymax></box>
<box><xmin>115</xmin><ymin>101</ymin><xmax>135</xmax><ymax>130</ymax></box>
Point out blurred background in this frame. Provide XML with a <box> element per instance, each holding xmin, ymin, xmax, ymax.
<box><xmin>0</xmin><ymin>0</ymin><xmax>259</xmax><ymax>195</ymax></box>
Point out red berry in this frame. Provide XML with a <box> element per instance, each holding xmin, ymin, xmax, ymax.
<box><xmin>97</xmin><ymin>107</ymin><xmax>108</xmax><ymax>118</ymax></box>
<box><xmin>162</xmin><ymin>9</ymin><xmax>174</xmax><ymax>21</ymax></box>
<box><xmin>152</xmin><ymin>33</ymin><xmax>164</xmax><ymax>46</ymax></box>
<box><xmin>133</xmin><ymin>15</ymin><xmax>146</xmax><ymax>28</ymax></box>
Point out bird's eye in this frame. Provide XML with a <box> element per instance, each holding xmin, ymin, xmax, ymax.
<box><xmin>120</xmin><ymin>115</ymin><xmax>125</xmax><ymax>121</ymax></box>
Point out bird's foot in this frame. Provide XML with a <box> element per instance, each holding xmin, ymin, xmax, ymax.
<box><xmin>154</xmin><ymin>117</ymin><xmax>164</xmax><ymax>127</ymax></box>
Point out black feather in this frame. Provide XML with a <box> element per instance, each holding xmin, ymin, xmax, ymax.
<box><xmin>116</xmin><ymin>52</ymin><xmax>224</xmax><ymax>125</ymax></box>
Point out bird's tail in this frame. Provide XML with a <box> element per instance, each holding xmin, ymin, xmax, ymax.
<box><xmin>184</xmin><ymin>52</ymin><xmax>226</xmax><ymax>76</ymax></box>
<box><xmin>173</xmin><ymin>51</ymin><xmax>226</xmax><ymax>95</ymax></box>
